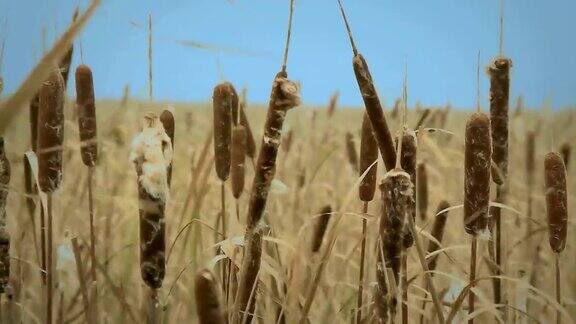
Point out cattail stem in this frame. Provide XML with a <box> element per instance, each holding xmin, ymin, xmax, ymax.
<box><xmin>555</xmin><ymin>253</ymin><xmax>561</xmax><ymax>324</ymax></box>
<box><xmin>356</xmin><ymin>201</ymin><xmax>368</xmax><ymax>324</ymax></box>
<box><xmin>146</xmin><ymin>288</ymin><xmax>160</xmax><ymax>324</ymax></box>
<box><xmin>401</xmin><ymin>253</ymin><xmax>408</xmax><ymax>324</ymax></box>
<box><xmin>46</xmin><ymin>193</ymin><xmax>54</xmax><ymax>324</ymax></box>
<box><xmin>87</xmin><ymin>167</ymin><xmax>98</xmax><ymax>323</ymax></box>
<box><xmin>71</xmin><ymin>237</ymin><xmax>92</xmax><ymax>324</ymax></box>
<box><xmin>468</xmin><ymin>236</ymin><xmax>477</xmax><ymax>324</ymax></box>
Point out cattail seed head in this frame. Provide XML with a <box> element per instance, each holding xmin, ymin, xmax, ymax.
<box><xmin>464</xmin><ymin>113</ymin><xmax>492</xmax><ymax>236</ymax></box>
<box><xmin>310</xmin><ymin>205</ymin><xmax>331</xmax><ymax>253</ymax></box>
<box><xmin>526</xmin><ymin>131</ymin><xmax>536</xmax><ymax>184</ymax></box>
<box><xmin>75</xmin><ymin>64</ymin><xmax>98</xmax><ymax>167</ymax></box>
<box><xmin>352</xmin><ymin>54</ymin><xmax>396</xmax><ymax>171</ymax></box>
<box><xmin>239</xmin><ymin>104</ymin><xmax>256</xmax><ymax>159</ymax></box>
<box><xmin>0</xmin><ymin>138</ymin><xmax>10</xmax><ymax>293</ymax></box>
<box><xmin>560</xmin><ymin>143</ymin><xmax>570</xmax><ymax>170</ymax></box>
<box><xmin>29</xmin><ymin>94</ymin><xmax>40</xmax><ymax>152</ymax></box>
<box><xmin>130</xmin><ymin>113</ymin><xmax>172</xmax><ymax>289</ymax></box>
<box><xmin>345</xmin><ymin>131</ymin><xmax>359</xmax><ymax>172</ymax></box>
<box><xmin>160</xmin><ymin>109</ymin><xmax>175</xmax><ymax>185</ymax></box>
<box><xmin>231</xmin><ymin>125</ymin><xmax>247</xmax><ymax>199</ymax></box>
<box><xmin>213</xmin><ymin>82</ymin><xmax>236</xmax><ymax>182</ymax></box>
<box><xmin>544</xmin><ymin>152</ymin><xmax>568</xmax><ymax>253</ymax></box>
<box><xmin>488</xmin><ymin>58</ymin><xmax>512</xmax><ymax>181</ymax></box>
<box><xmin>397</xmin><ymin>131</ymin><xmax>417</xmax><ymax>247</ymax></box>
<box><xmin>194</xmin><ymin>269</ymin><xmax>226</xmax><ymax>324</ymax></box>
<box><xmin>417</xmin><ymin>162</ymin><xmax>428</xmax><ymax>220</ymax></box>
<box><xmin>37</xmin><ymin>69</ymin><xmax>65</xmax><ymax>193</ymax></box>
<box><xmin>359</xmin><ymin>113</ymin><xmax>378</xmax><ymax>202</ymax></box>
<box><xmin>426</xmin><ymin>200</ymin><xmax>449</xmax><ymax>271</ymax></box>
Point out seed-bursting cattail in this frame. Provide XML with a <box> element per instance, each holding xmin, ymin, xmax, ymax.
<box><xmin>130</xmin><ymin>113</ymin><xmax>173</xmax><ymax>290</ymax></box>
<box><xmin>231</xmin><ymin>125</ymin><xmax>247</xmax><ymax>200</ymax></box>
<box><xmin>337</xmin><ymin>0</ymin><xmax>396</xmax><ymax>171</ymax></box>
<box><xmin>560</xmin><ymin>143</ymin><xmax>570</xmax><ymax>170</ymax></box>
<box><xmin>417</xmin><ymin>162</ymin><xmax>428</xmax><ymax>221</ymax></box>
<box><xmin>38</xmin><ymin>69</ymin><xmax>65</xmax><ymax>193</ymax></box>
<box><xmin>75</xmin><ymin>64</ymin><xmax>98</xmax><ymax>167</ymax></box>
<box><xmin>544</xmin><ymin>152</ymin><xmax>567</xmax><ymax>254</ymax></box>
<box><xmin>464</xmin><ymin>113</ymin><xmax>492</xmax><ymax>235</ymax></box>
<box><xmin>0</xmin><ymin>138</ymin><xmax>10</xmax><ymax>293</ymax></box>
<box><xmin>397</xmin><ymin>131</ymin><xmax>417</xmax><ymax>248</ymax></box>
<box><xmin>346</xmin><ymin>132</ymin><xmax>359</xmax><ymax>172</ymax></box>
<box><xmin>310</xmin><ymin>205</ymin><xmax>331</xmax><ymax>253</ymax></box>
<box><xmin>359</xmin><ymin>113</ymin><xmax>378</xmax><ymax>202</ymax></box>
<box><xmin>213</xmin><ymin>82</ymin><xmax>235</xmax><ymax>182</ymax></box>
<box><xmin>195</xmin><ymin>269</ymin><xmax>226</xmax><ymax>324</ymax></box>
<box><xmin>160</xmin><ymin>109</ymin><xmax>175</xmax><ymax>186</ymax></box>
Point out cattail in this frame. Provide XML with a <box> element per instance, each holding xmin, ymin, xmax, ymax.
<box><xmin>231</xmin><ymin>125</ymin><xmax>247</xmax><ymax>199</ymax></box>
<box><xmin>160</xmin><ymin>109</ymin><xmax>175</xmax><ymax>185</ymax></box>
<box><xmin>464</xmin><ymin>112</ymin><xmax>492</xmax><ymax>235</ymax></box>
<box><xmin>282</xmin><ymin>129</ymin><xmax>294</xmax><ymax>154</ymax></box>
<box><xmin>195</xmin><ymin>269</ymin><xmax>226</xmax><ymax>324</ymax></box>
<box><xmin>239</xmin><ymin>102</ymin><xmax>256</xmax><ymax>160</ymax></box>
<box><xmin>397</xmin><ymin>131</ymin><xmax>417</xmax><ymax>248</ymax></box>
<box><xmin>75</xmin><ymin>64</ymin><xmax>98</xmax><ymax>167</ymax></box>
<box><xmin>345</xmin><ymin>132</ymin><xmax>359</xmax><ymax>172</ymax></box>
<box><xmin>378</xmin><ymin>169</ymin><xmax>414</xmax><ymax>320</ymax></box>
<box><xmin>359</xmin><ymin>113</ymin><xmax>378</xmax><ymax>202</ymax></box>
<box><xmin>352</xmin><ymin>54</ymin><xmax>396</xmax><ymax>171</ymax></box>
<box><xmin>417</xmin><ymin>163</ymin><xmax>428</xmax><ymax>221</ymax></box>
<box><xmin>130</xmin><ymin>113</ymin><xmax>172</xmax><ymax>289</ymax></box>
<box><xmin>234</xmin><ymin>226</ymin><xmax>264</xmax><ymax>323</ymax></box>
<box><xmin>213</xmin><ymin>82</ymin><xmax>235</xmax><ymax>181</ymax></box>
<box><xmin>327</xmin><ymin>91</ymin><xmax>339</xmax><ymax>118</ymax></box>
<box><xmin>560</xmin><ymin>143</ymin><xmax>570</xmax><ymax>170</ymax></box>
<box><xmin>426</xmin><ymin>200</ymin><xmax>449</xmax><ymax>271</ymax></box>
<box><xmin>30</xmin><ymin>94</ymin><xmax>40</xmax><ymax>152</ymax></box>
<box><xmin>0</xmin><ymin>138</ymin><xmax>10</xmax><ymax>293</ymax></box>
<box><xmin>488</xmin><ymin>58</ymin><xmax>512</xmax><ymax>181</ymax></box>
<box><xmin>526</xmin><ymin>131</ymin><xmax>536</xmax><ymax>185</ymax></box>
<box><xmin>544</xmin><ymin>152</ymin><xmax>567</xmax><ymax>253</ymax></box>
<box><xmin>310</xmin><ymin>205</ymin><xmax>331</xmax><ymax>253</ymax></box>
<box><xmin>38</xmin><ymin>69</ymin><xmax>65</xmax><ymax>193</ymax></box>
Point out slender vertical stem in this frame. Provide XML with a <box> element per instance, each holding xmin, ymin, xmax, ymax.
<box><xmin>469</xmin><ymin>236</ymin><xmax>477</xmax><ymax>324</ymax></box>
<box><xmin>46</xmin><ymin>193</ymin><xmax>54</xmax><ymax>324</ymax></box>
<box><xmin>221</xmin><ymin>181</ymin><xmax>228</xmax><ymax>296</ymax></box>
<box><xmin>281</xmin><ymin>0</ymin><xmax>295</xmax><ymax>73</ymax></box>
<box><xmin>71</xmin><ymin>237</ymin><xmax>91</xmax><ymax>324</ymax></box>
<box><xmin>555</xmin><ymin>253</ymin><xmax>561</xmax><ymax>324</ymax></box>
<box><xmin>146</xmin><ymin>288</ymin><xmax>160</xmax><ymax>324</ymax></box>
<box><xmin>407</xmin><ymin>212</ymin><xmax>445</xmax><ymax>324</ymax></box>
<box><xmin>356</xmin><ymin>201</ymin><xmax>368</xmax><ymax>324</ymax></box>
<box><xmin>87</xmin><ymin>167</ymin><xmax>98</xmax><ymax>323</ymax></box>
<box><xmin>40</xmin><ymin>203</ymin><xmax>47</xmax><ymax>285</ymax></box>
<box><xmin>402</xmin><ymin>253</ymin><xmax>408</xmax><ymax>324</ymax></box>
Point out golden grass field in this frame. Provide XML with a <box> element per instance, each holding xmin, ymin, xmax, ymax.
<box><xmin>0</xmin><ymin>98</ymin><xmax>574</xmax><ymax>323</ymax></box>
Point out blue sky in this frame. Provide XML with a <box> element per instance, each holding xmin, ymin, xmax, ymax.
<box><xmin>1</xmin><ymin>0</ymin><xmax>575</xmax><ymax>109</ymax></box>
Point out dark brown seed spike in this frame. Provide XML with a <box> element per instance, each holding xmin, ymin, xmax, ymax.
<box><xmin>75</xmin><ymin>64</ymin><xmax>98</xmax><ymax>167</ymax></box>
<box><xmin>231</xmin><ymin>125</ymin><xmax>247</xmax><ymax>199</ymax></box>
<box><xmin>345</xmin><ymin>131</ymin><xmax>359</xmax><ymax>172</ymax></box>
<box><xmin>464</xmin><ymin>113</ymin><xmax>492</xmax><ymax>235</ymax></box>
<box><xmin>239</xmin><ymin>104</ymin><xmax>256</xmax><ymax>159</ymax></box>
<box><xmin>310</xmin><ymin>205</ymin><xmax>332</xmax><ymax>253</ymax></box>
<box><xmin>544</xmin><ymin>152</ymin><xmax>568</xmax><ymax>253</ymax></box>
<box><xmin>194</xmin><ymin>269</ymin><xmax>226</xmax><ymax>324</ymax></box>
<box><xmin>426</xmin><ymin>200</ymin><xmax>450</xmax><ymax>271</ymax></box>
<box><xmin>0</xmin><ymin>138</ymin><xmax>10</xmax><ymax>293</ymax></box>
<box><xmin>359</xmin><ymin>113</ymin><xmax>378</xmax><ymax>202</ymax></box>
<box><xmin>37</xmin><ymin>69</ymin><xmax>65</xmax><ymax>193</ymax></box>
<box><xmin>352</xmin><ymin>54</ymin><xmax>396</xmax><ymax>171</ymax></box>
<box><xmin>213</xmin><ymin>82</ymin><xmax>235</xmax><ymax>181</ymax></box>
<box><xmin>417</xmin><ymin>162</ymin><xmax>428</xmax><ymax>221</ymax></box>
<box><xmin>397</xmin><ymin>131</ymin><xmax>417</xmax><ymax>248</ymax></box>
<box><xmin>30</xmin><ymin>94</ymin><xmax>40</xmax><ymax>152</ymax></box>
<box><xmin>560</xmin><ymin>143</ymin><xmax>570</xmax><ymax>170</ymax></box>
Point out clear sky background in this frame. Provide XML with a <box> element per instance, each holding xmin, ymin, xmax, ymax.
<box><xmin>1</xmin><ymin>0</ymin><xmax>575</xmax><ymax>109</ymax></box>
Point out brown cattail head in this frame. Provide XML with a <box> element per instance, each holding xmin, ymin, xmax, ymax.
<box><xmin>397</xmin><ymin>131</ymin><xmax>417</xmax><ymax>248</ymax></box>
<box><xmin>160</xmin><ymin>109</ymin><xmax>175</xmax><ymax>185</ymax></box>
<box><xmin>352</xmin><ymin>54</ymin><xmax>396</xmax><ymax>171</ymax></box>
<box><xmin>327</xmin><ymin>91</ymin><xmax>339</xmax><ymax>118</ymax></box>
<box><xmin>29</xmin><ymin>94</ymin><xmax>40</xmax><ymax>152</ymax></box>
<box><xmin>379</xmin><ymin>169</ymin><xmax>414</xmax><ymax>285</ymax></box>
<box><xmin>464</xmin><ymin>113</ymin><xmax>492</xmax><ymax>236</ymax></box>
<box><xmin>544</xmin><ymin>152</ymin><xmax>568</xmax><ymax>253</ymax></box>
<box><xmin>75</xmin><ymin>64</ymin><xmax>98</xmax><ymax>167</ymax></box>
<box><xmin>426</xmin><ymin>200</ymin><xmax>450</xmax><ymax>272</ymax></box>
<box><xmin>359</xmin><ymin>113</ymin><xmax>378</xmax><ymax>202</ymax></box>
<box><xmin>239</xmin><ymin>103</ymin><xmax>256</xmax><ymax>159</ymax></box>
<box><xmin>213</xmin><ymin>82</ymin><xmax>236</xmax><ymax>181</ymax></box>
<box><xmin>231</xmin><ymin>125</ymin><xmax>247</xmax><ymax>199</ymax></box>
<box><xmin>488</xmin><ymin>58</ymin><xmax>512</xmax><ymax>181</ymax></box>
<box><xmin>417</xmin><ymin>162</ymin><xmax>428</xmax><ymax>220</ymax></box>
<box><xmin>311</xmin><ymin>205</ymin><xmax>331</xmax><ymax>253</ymax></box>
<box><xmin>0</xmin><ymin>138</ymin><xmax>10</xmax><ymax>293</ymax></box>
<box><xmin>345</xmin><ymin>131</ymin><xmax>359</xmax><ymax>172</ymax></box>
<box><xmin>245</xmin><ymin>72</ymin><xmax>300</xmax><ymax>229</ymax></box>
<box><xmin>526</xmin><ymin>131</ymin><xmax>536</xmax><ymax>185</ymax></box>
<box><xmin>37</xmin><ymin>69</ymin><xmax>65</xmax><ymax>193</ymax></box>
<box><xmin>560</xmin><ymin>143</ymin><xmax>570</xmax><ymax>170</ymax></box>
<box><xmin>130</xmin><ymin>113</ymin><xmax>173</xmax><ymax>289</ymax></box>
<box><xmin>194</xmin><ymin>269</ymin><xmax>226</xmax><ymax>324</ymax></box>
